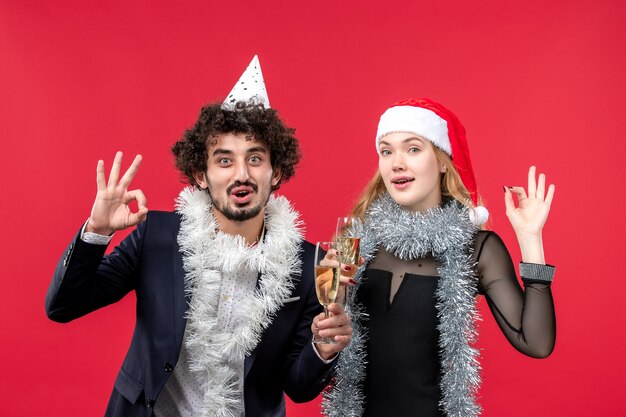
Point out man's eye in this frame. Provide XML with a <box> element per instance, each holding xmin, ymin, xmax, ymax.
<box><xmin>218</xmin><ymin>158</ymin><xmax>231</xmax><ymax>165</ymax></box>
<box><xmin>249</xmin><ymin>156</ymin><xmax>261</xmax><ymax>164</ymax></box>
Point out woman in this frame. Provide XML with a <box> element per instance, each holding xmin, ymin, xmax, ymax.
<box><xmin>323</xmin><ymin>98</ymin><xmax>556</xmax><ymax>417</ymax></box>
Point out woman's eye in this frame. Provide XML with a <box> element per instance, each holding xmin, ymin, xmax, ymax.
<box><xmin>408</xmin><ymin>147</ymin><xmax>420</xmax><ymax>153</ymax></box>
<box><xmin>380</xmin><ymin>149</ymin><xmax>391</xmax><ymax>156</ymax></box>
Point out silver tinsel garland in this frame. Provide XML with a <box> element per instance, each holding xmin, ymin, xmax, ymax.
<box><xmin>176</xmin><ymin>187</ymin><xmax>303</xmax><ymax>417</ymax></box>
<box><xmin>323</xmin><ymin>193</ymin><xmax>482</xmax><ymax>417</ymax></box>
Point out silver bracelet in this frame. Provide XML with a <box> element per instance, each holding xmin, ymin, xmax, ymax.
<box><xmin>519</xmin><ymin>262</ymin><xmax>555</xmax><ymax>282</ymax></box>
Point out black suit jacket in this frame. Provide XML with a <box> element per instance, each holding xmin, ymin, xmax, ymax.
<box><xmin>46</xmin><ymin>211</ymin><xmax>334</xmax><ymax>417</ymax></box>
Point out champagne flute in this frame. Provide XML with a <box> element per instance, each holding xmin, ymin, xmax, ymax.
<box><xmin>314</xmin><ymin>241</ymin><xmax>341</xmax><ymax>344</ymax></box>
<box><xmin>336</xmin><ymin>217</ymin><xmax>362</xmax><ymax>296</ymax></box>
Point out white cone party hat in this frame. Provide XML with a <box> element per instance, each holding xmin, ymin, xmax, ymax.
<box><xmin>221</xmin><ymin>55</ymin><xmax>271</xmax><ymax>110</ymax></box>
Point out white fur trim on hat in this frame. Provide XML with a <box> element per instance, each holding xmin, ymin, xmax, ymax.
<box><xmin>469</xmin><ymin>205</ymin><xmax>489</xmax><ymax>226</ymax></box>
<box><xmin>222</xmin><ymin>55</ymin><xmax>271</xmax><ymax>110</ymax></box>
<box><xmin>376</xmin><ymin>106</ymin><xmax>451</xmax><ymax>155</ymax></box>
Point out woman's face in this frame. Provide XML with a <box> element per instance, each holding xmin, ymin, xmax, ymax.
<box><xmin>378</xmin><ymin>132</ymin><xmax>446</xmax><ymax>212</ymax></box>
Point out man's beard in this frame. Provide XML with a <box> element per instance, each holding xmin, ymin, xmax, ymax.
<box><xmin>208</xmin><ymin>181</ymin><xmax>269</xmax><ymax>222</ymax></box>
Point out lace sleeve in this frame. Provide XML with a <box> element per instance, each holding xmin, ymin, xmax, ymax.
<box><xmin>475</xmin><ymin>231</ymin><xmax>556</xmax><ymax>358</ymax></box>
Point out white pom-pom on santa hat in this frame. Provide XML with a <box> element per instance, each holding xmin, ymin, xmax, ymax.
<box><xmin>469</xmin><ymin>205</ymin><xmax>489</xmax><ymax>226</ymax></box>
<box><xmin>377</xmin><ymin>98</ymin><xmax>489</xmax><ymax>226</ymax></box>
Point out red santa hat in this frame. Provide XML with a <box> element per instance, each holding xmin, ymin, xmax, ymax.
<box><xmin>376</xmin><ymin>97</ymin><xmax>489</xmax><ymax>225</ymax></box>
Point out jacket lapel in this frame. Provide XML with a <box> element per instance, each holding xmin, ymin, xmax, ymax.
<box><xmin>173</xmin><ymin>239</ymin><xmax>188</xmax><ymax>353</ymax></box>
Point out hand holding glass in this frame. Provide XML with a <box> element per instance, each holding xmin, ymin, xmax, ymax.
<box><xmin>314</xmin><ymin>242</ymin><xmax>342</xmax><ymax>344</ymax></box>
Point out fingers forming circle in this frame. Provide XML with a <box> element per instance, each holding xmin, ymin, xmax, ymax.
<box><xmin>125</xmin><ymin>189</ymin><xmax>147</xmax><ymax>208</ymax></box>
<box><xmin>508</xmin><ymin>186</ymin><xmax>528</xmax><ymax>200</ymax></box>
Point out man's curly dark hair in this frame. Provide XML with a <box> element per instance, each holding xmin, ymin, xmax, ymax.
<box><xmin>172</xmin><ymin>102</ymin><xmax>301</xmax><ymax>190</ymax></box>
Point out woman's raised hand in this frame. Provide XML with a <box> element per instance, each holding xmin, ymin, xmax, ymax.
<box><xmin>504</xmin><ymin>166</ymin><xmax>555</xmax><ymax>238</ymax></box>
<box><xmin>86</xmin><ymin>151</ymin><xmax>148</xmax><ymax>235</ymax></box>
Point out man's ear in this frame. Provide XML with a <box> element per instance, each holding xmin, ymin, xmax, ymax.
<box><xmin>271</xmin><ymin>168</ymin><xmax>282</xmax><ymax>188</ymax></box>
<box><xmin>194</xmin><ymin>171</ymin><xmax>208</xmax><ymax>189</ymax></box>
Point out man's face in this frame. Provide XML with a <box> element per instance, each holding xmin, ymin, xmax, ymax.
<box><xmin>194</xmin><ymin>132</ymin><xmax>280</xmax><ymax>222</ymax></box>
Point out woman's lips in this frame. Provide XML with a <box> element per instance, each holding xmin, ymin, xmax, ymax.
<box><xmin>391</xmin><ymin>177</ymin><xmax>414</xmax><ymax>190</ymax></box>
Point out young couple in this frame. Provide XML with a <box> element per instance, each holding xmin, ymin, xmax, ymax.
<box><xmin>46</xmin><ymin>57</ymin><xmax>556</xmax><ymax>417</ymax></box>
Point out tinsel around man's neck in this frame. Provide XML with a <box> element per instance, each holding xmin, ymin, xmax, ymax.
<box><xmin>175</xmin><ymin>186</ymin><xmax>303</xmax><ymax>417</ymax></box>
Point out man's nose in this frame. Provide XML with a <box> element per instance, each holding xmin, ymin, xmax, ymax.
<box><xmin>234</xmin><ymin>161</ymin><xmax>250</xmax><ymax>182</ymax></box>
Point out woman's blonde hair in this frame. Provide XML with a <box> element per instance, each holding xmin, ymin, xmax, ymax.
<box><xmin>350</xmin><ymin>145</ymin><xmax>477</xmax><ymax>220</ymax></box>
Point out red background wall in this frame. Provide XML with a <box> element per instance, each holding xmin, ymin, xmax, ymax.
<box><xmin>1</xmin><ymin>1</ymin><xmax>625</xmax><ymax>416</ymax></box>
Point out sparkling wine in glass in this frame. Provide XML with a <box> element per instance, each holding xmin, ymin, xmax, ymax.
<box><xmin>314</xmin><ymin>241</ymin><xmax>341</xmax><ymax>344</ymax></box>
<box><xmin>336</xmin><ymin>236</ymin><xmax>361</xmax><ymax>270</ymax></box>
<box><xmin>336</xmin><ymin>216</ymin><xmax>362</xmax><ymax>276</ymax></box>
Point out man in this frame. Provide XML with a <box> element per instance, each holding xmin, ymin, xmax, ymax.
<box><xmin>45</xmin><ymin>56</ymin><xmax>352</xmax><ymax>417</ymax></box>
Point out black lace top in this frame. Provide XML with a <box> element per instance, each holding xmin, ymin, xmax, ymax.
<box><xmin>358</xmin><ymin>231</ymin><xmax>556</xmax><ymax>417</ymax></box>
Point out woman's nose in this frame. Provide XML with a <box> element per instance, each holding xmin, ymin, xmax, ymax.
<box><xmin>392</xmin><ymin>153</ymin><xmax>406</xmax><ymax>170</ymax></box>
